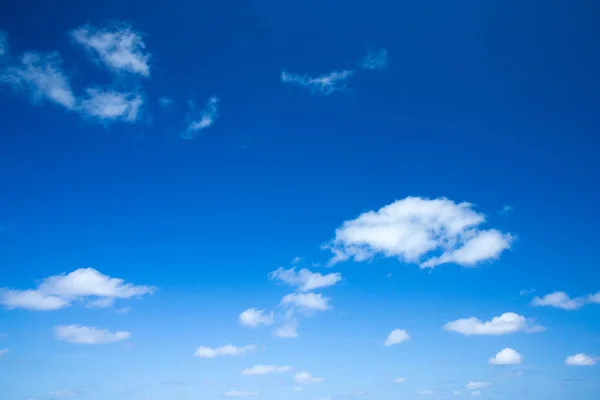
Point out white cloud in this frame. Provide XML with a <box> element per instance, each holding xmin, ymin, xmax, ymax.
<box><xmin>531</xmin><ymin>291</ymin><xmax>585</xmax><ymax>310</ymax></box>
<box><xmin>269</xmin><ymin>267</ymin><xmax>342</xmax><ymax>292</ymax></box>
<box><xmin>239</xmin><ymin>308</ymin><xmax>274</xmax><ymax>328</ymax></box>
<box><xmin>0</xmin><ymin>51</ymin><xmax>76</xmax><ymax>109</ymax></box>
<box><xmin>49</xmin><ymin>389</ymin><xmax>77</xmax><ymax>397</ymax></box>
<box><xmin>489</xmin><ymin>348</ymin><xmax>523</xmax><ymax>365</ymax></box>
<box><xmin>565</xmin><ymin>353</ymin><xmax>597</xmax><ymax>366</ymax></box>
<box><xmin>86</xmin><ymin>296</ymin><xmax>115</xmax><ymax>308</ymax></box>
<box><xmin>499</xmin><ymin>205</ymin><xmax>513</xmax><ymax>214</ymax></box>
<box><xmin>281</xmin><ymin>69</ymin><xmax>354</xmax><ymax>95</ymax></box>
<box><xmin>325</xmin><ymin>197</ymin><xmax>513</xmax><ymax>268</ymax></box>
<box><xmin>241</xmin><ymin>364</ymin><xmax>292</xmax><ymax>375</ymax></box>
<box><xmin>360</xmin><ymin>48</ymin><xmax>388</xmax><ymax>70</ymax></box>
<box><xmin>417</xmin><ymin>390</ymin><xmax>434</xmax><ymax>395</ymax></box>
<box><xmin>54</xmin><ymin>324</ymin><xmax>131</xmax><ymax>344</ymax></box>
<box><xmin>470</xmin><ymin>391</ymin><xmax>481</xmax><ymax>396</ymax></box>
<box><xmin>195</xmin><ymin>344</ymin><xmax>256</xmax><ymax>358</ymax></box>
<box><xmin>0</xmin><ymin>30</ymin><xmax>7</xmax><ymax>56</ymax></box>
<box><xmin>394</xmin><ymin>377</ymin><xmax>406</xmax><ymax>383</ymax></box>
<box><xmin>466</xmin><ymin>382</ymin><xmax>490</xmax><ymax>390</ymax></box>
<box><xmin>281</xmin><ymin>292</ymin><xmax>330</xmax><ymax>311</ymax></box>
<box><xmin>0</xmin><ymin>348</ymin><xmax>8</xmax><ymax>357</ymax></box>
<box><xmin>274</xmin><ymin>320</ymin><xmax>298</xmax><ymax>338</ymax></box>
<box><xmin>223</xmin><ymin>391</ymin><xmax>259</xmax><ymax>397</ymax></box>
<box><xmin>78</xmin><ymin>88</ymin><xmax>143</xmax><ymax>122</ymax></box>
<box><xmin>589</xmin><ymin>291</ymin><xmax>600</xmax><ymax>303</ymax></box>
<box><xmin>384</xmin><ymin>329</ymin><xmax>410</xmax><ymax>346</ymax></box>
<box><xmin>182</xmin><ymin>96</ymin><xmax>219</xmax><ymax>139</ymax></box>
<box><xmin>0</xmin><ymin>289</ymin><xmax>70</xmax><ymax>311</ymax></box>
<box><xmin>71</xmin><ymin>23</ymin><xmax>150</xmax><ymax>76</ymax></box>
<box><xmin>295</xmin><ymin>371</ymin><xmax>324</xmax><ymax>383</ymax></box>
<box><xmin>443</xmin><ymin>312</ymin><xmax>544</xmax><ymax>335</ymax></box>
<box><xmin>291</xmin><ymin>256</ymin><xmax>303</xmax><ymax>264</ymax></box>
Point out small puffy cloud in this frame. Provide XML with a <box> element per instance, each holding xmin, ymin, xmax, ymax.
<box><xmin>223</xmin><ymin>391</ymin><xmax>259</xmax><ymax>397</ymax></box>
<box><xmin>182</xmin><ymin>96</ymin><xmax>219</xmax><ymax>139</ymax></box>
<box><xmin>78</xmin><ymin>88</ymin><xmax>143</xmax><ymax>122</ymax></box>
<box><xmin>54</xmin><ymin>324</ymin><xmax>130</xmax><ymax>344</ymax></box>
<box><xmin>241</xmin><ymin>364</ymin><xmax>292</xmax><ymax>375</ymax></box>
<box><xmin>239</xmin><ymin>308</ymin><xmax>274</xmax><ymax>328</ymax></box>
<box><xmin>0</xmin><ymin>289</ymin><xmax>70</xmax><ymax>311</ymax></box>
<box><xmin>281</xmin><ymin>292</ymin><xmax>330</xmax><ymax>311</ymax></box>
<box><xmin>384</xmin><ymin>329</ymin><xmax>410</xmax><ymax>346</ymax></box>
<box><xmin>71</xmin><ymin>23</ymin><xmax>150</xmax><ymax>76</ymax></box>
<box><xmin>589</xmin><ymin>291</ymin><xmax>600</xmax><ymax>304</ymax></box>
<box><xmin>0</xmin><ymin>30</ymin><xmax>7</xmax><ymax>56</ymax></box>
<box><xmin>443</xmin><ymin>312</ymin><xmax>544</xmax><ymax>336</ymax></box>
<box><xmin>531</xmin><ymin>291</ymin><xmax>585</xmax><ymax>310</ymax></box>
<box><xmin>325</xmin><ymin>197</ymin><xmax>513</xmax><ymax>268</ymax></box>
<box><xmin>195</xmin><ymin>344</ymin><xmax>256</xmax><ymax>358</ymax></box>
<box><xmin>466</xmin><ymin>382</ymin><xmax>490</xmax><ymax>390</ymax></box>
<box><xmin>0</xmin><ymin>51</ymin><xmax>76</xmax><ymax>109</ymax></box>
<box><xmin>295</xmin><ymin>371</ymin><xmax>324</xmax><ymax>383</ymax></box>
<box><xmin>291</xmin><ymin>256</ymin><xmax>303</xmax><ymax>264</ymax></box>
<box><xmin>360</xmin><ymin>48</ymin><xmax>388</xmax><ymax>70</ymax></box>
<box><xmin>394</xmin><ymin>377</ymin><xmax>406</xmax><ymax>383</ymax></box>
<box><xmin>281</xmin><ymin>69</ymin><xmax>354</xmax><ymax>95</ymax></box>
<box><xmin>489</xmin><ymin>348</ymin><xmax>523</xmax><ymax>365</ymax></box>
<box><xmin>417</xmin><ymin>390</ymin><xmax>434</xmax><ymax>395</ymax></box>
<box><xmin>269</xmin><ymin>267</ymin><xmax>342</xmax><ymax>292</ymax></box>
<box><xmin>49</xmin><ymin>389</ymin><xmax>77</xmax><ymax>397</ymax></box>
<box><xmin>0</xmin><ymin>348</ymin><xmax>8</xmax><ymax>357</ymax></box>
<box><xmin>565</xmin><ymin>353</ymin><xmax>597</xmax><ymax>366</ymax></box>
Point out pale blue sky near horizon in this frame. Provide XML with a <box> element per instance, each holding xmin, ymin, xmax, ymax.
<box><xmin>1</xmin><ymin>1</ymin><xmax>599</xmax><ymax>399</ymax></box>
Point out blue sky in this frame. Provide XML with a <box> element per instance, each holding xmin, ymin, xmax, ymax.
<box><xmin>1</xmin><ymin>0</ymin><xmax>599</xmax><ymax>399</ymax></box>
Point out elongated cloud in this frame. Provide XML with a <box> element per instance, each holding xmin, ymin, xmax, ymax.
<box><xmin>53</xmin><ymin>325</ymin><xmax>130</xmax><ymax>344</ymax></box>
<box><xmin>269</xmin><ymin>267</ymin><xmax>342</xmax><ymax>292</ymax></box>
<box><xmin>531</xmin><ymin>291</ymin><xmax>586</xmax><ymax>310</ymax></box>
<box><xmin>565</xmin><ymin>353</ymin><xmax>596</xmax><ymax>366</ymax></box>
<box><xmin>195</xmin><ymin>344</ymin><xmax>256</xmax><ymax>358</ymax></box>
<box><xmin>0</xmin><ymin>51</ymin><xmax>76</xmax><ymax>109</ymax></box>
<box><xmin>281</xmin><ymin>70</ymin><xmax>353</xmax><ymax>95</ymax></box>
<box><xmin>71</xmin><ymin>23</ymin><xmax>150</xmax><ymax>76</ymax></box>
<box><xmin>325</xmin><ymin>197</ymin><xmax>513</xmax><ymax>268</ymax></box>
<box><xmin>241</xmin><ymin>364</ymin><xmax>292</xmax><ymax>375</ymax></box>
<box><xmin>444</xmin><ymin>312</ymin><xmax>544</xmax><ymax>335</ymax></box>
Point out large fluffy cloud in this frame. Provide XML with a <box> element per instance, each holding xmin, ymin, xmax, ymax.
<box><xmin>0</xmin><ymin>268</ymin><xmax>155</xmax><ymax>311</ymax></box>
<box><xmin>325</xmin><ymin>197</ymin><xmax>513</xmax><ymax>268</ymax></box>
<box><xmin>444</xmin><ymin>312</ymin><xmax>544</xmax><ymax>335</ymax></box>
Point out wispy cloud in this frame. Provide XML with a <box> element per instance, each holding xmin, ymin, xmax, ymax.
<box><xmin>295</xmin><ymin>371</ymin><xmax>324</xmax><ymax>383</ymax></box>
<box><xmin>241</xmin><ymin>364</ymin><xmax>292</xmax><ymax>376</ymax></box>
<box><xmin>268</xmin><ymin>267</ymin><xmax>342</xmax><ymax>292</ymax></box>
<box><xmin>0</xmin><ymin>51</ymin><xmax>76</xmax><ymax>109</ymax></box>
<box><xmin>78</xmin><ymin>87</ymin><xmax>143</xmax><ymax>122</ymax></box>
<box><xmin>49</xmin><ymin>389</ymin><xmax>78</xmax><ymax>397</ymax></box>
<box><xmin>70</xmin><ymin>23</ymin><xmax>151</xmax><ymax>76</ymax></box>
<box><xmin>53</xmin><ymin>324</ymin><xmax>131</xmax><ymax>344</ymax></box>
<box><xmin>360</xmin><ymin>48</ymin><xmax>388</xmax><ymax>70</ymax></box>
<box><xmin>182</xmin><ymin>96</ymin><xmax>219</xmax><ymax>139</ymax></box>
<box><xmin>194</xmin><ymin>344</ymin><xmax>256</xmax><ymax>358</ymax></box>
<box><xmin>0</xmin><ymin>348</ymin><xmax>8</xmax><ymax>357</ymax></box>
<box><xmin>158</xmin><ymin>96</ymin><xmax>173</xmax><ymax>107</ymax></box>
<box><xmin>281</xmin><ymin>70</ymin><xmax>354</xmax><ymax>95</ymax></box>
<box><xmin>0</xmin><ymin>30</ymin><xmax>8</xmax><ymax>56</ymax></box>
<box><xmin>531</xmin><ymin>291</ymin><xmax>587</xmax><ymax>310</ymax></box>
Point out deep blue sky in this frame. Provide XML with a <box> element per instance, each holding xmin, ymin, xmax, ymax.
<box><xmin>1</xmin><ymin>1</ymin><xmax>599</xmax><ymax>399</ymax></box>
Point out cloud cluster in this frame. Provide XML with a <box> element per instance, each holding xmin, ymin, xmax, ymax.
<box><xmin>325</xmin><ymin>197</ymin><xmax>513</xmax><ymax>268</ymax></box>
<box><xmin>444</xmin><ymin>312</ymin><xmax>544</xmax><ymax>335</ymax></box>
<box><xmin>0</xmin><ymin>268</ymin><xmax>155</xmax><ymax>311</ymax></box>
<box><xmin>53</xmin><ymin>324</ymin><xmax>131</xmax><ymax>344</ymax></box>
